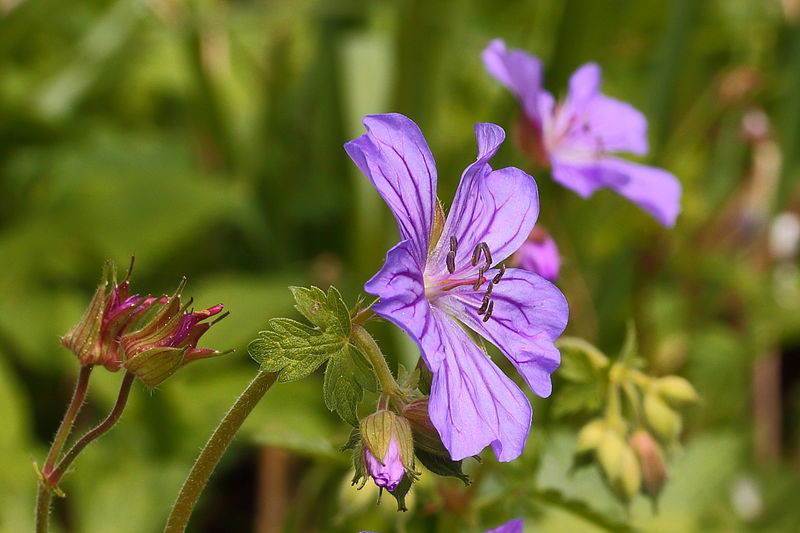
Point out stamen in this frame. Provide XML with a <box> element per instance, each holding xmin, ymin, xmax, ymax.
<box><xmin>472</xmin><ymin>267</ymin><xmax>486</xmax><ymax>290</ymax></box>
<box><xmin>470</xmin><ymin>244</ymin><xmax>482</xmax><ymax>266</ymax></box>
<box><xmin>449</xmin><ymin>235</ymin><xmax>458</xmax><ymax>253</ymax></box>
<box><xmin>479</xmin><ymin>243</ymin><xmax>492</xmax><ymax>267</ymax></box>
<box><xmin>477</xmin><ymin>295</ymin><xmax>490</xmax><ymax>315</ymax></box>
<box><xmin>492</xmin><ymin>264</ymin><xmax>506</xmax><ymax>284</ymax></box>
<box><xmin>484</xmin><ymin>283</ymin><xmax>493</xmax><ymax>299</ymax></box>
<box><xmin>446</xmin><ymin>251</ymin><xmax>456</xmax><ymax>274</ymax></box>
<box><xmin>482</xmin><ymin>300</ymin><xmax>494</xmax><ymax>322</ymax></box>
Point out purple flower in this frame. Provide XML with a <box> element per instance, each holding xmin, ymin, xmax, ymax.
<box><xmin>483</xmin><ymin>39</ymin><xmax>681</xmax><ymax>227</ymax></box>
<box><xmin>359</xmin><ymin>518</ymin><xmax>522</xmax><ymax>533</ymax></box>
<box><xmin>364</xmin><ymin>436</ymin><xmax>405</xmax><ymax>491</ymax></box>
<box><xmin>345</xmin><ymin>113</ymin><xmax>568</xmax><ymax>462</ymax></box>
<box><xmin>513</xmin><ymin>226</ymin><xmax>560</xmax><ymax>282</ymax></box>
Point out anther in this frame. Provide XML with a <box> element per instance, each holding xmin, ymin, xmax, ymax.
<box><xmin>470</xmin><ymin>244</ymin><xmax>482</xmax><ymax>266</ymax></box>
<box><xmin>482</xmin><ymin>300</ymin><xmax>494</xmax><ymax>322</ymax></box>
<box><xmin>492</xmin><ymin>264</ymin><xmax>506</xmax><ymax>284</ymax></box>
<box><xmin>472</xmin><ymin>267</ymin><xmax>486</xmax><ymax>290</ymax></box>
<box><xmin>479</xmin><ymin>242</ymin><xmax>492</xmax><ymax>267</ymax></box>
<box><xmin>449</xmin><ymin>235</ymin><xmax>458</xmax><ymax>253</ymax></box>
<box><xmin>446</xmin><ymin>251</ymin><xmax>456</xmax><ymax>274</ymax></box>
<box><xmin>484</xmin><ymin>282</ymin><xmax>493</xmax><ymax>299</ymax></box>
<box><xmin>477</xmin><ymin>295</ymin><xmax>490</xmax><ymax>315</ymax></box>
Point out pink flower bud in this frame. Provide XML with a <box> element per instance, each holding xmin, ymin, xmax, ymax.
<box><xmin>363</xmin><ymin>436</ymin><xmax>405</xmax><ymax>491</ymax></box>
<box><xmin>512</xmin><ymin>226</ymin><xmax>560</xmax><ymax>282</ymax></box>
<box><xmin>629</xmin><ymin>429</ymin><xmax>667</xmax><ymax>499</ymax></box>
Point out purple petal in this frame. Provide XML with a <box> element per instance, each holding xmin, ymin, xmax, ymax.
<box><xmin>427</xmin><ymin>308</ymin><xmax>531</xmax><ymax>462</ymax></box>
<box><xmin>567</xmin><ymin>62</ymin><xmax>601</xmax><ymax>109</ymax></box>
<box><xmin>364</xmin><ymin>240</ymin><xmax>445</xmax><ymax>370</ymax></box>
<box><xmin>587</xmin><ymin>95</ymin><xmax>648</xmax><ymax>156</ymax></box>
<box><xmin>485</xmin><ymin>519</ymin><xmax>524</xmax><ymax>533</ymax></box>
<box><xmin>516</xmin><ymin>236</ymin><xmax>561</xmax><ymax>282</ymax></box>
<box><xmin>442</xmin><ymin>268</ymin><xmax>568</xmax><ymax>398</ymax></box>
<box><xmin>482</xmin><ymin>39</ymin><xmax>545</xmax><ymax>125</ymax></box>
<box><xmin>550</xmin><ymin>159</ymin><xmax>608</xmax><ymax>198</ymax></box>
<box><xmin>345</xmin><ymin>113</ymin><xmax>437</xmax><ymax>265</ymax></box>
<box><xmin>598</xmin><ymin>157</ymin><xmax>682</xmax><ymax>227</ymax></box>
<box><xmin>364</xmin><ymin>437</ymin><xmax>405</xmax><ymax>491</ymax></box>
<box><xmin>430</xmin><ymin>123</ymin><xmax>539</xmax><ymax>272</ymax></box>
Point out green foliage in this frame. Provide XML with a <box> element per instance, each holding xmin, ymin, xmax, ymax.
<box><xmin>248</xmin><ymin>286</ymin><xmax>376</xmax><ymax>425</ymax></box>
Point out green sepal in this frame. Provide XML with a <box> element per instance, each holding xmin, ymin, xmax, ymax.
<box><xmin>414</xmin><ymin>448</ymin><xmax>470</xmax><ymax>485</ymax></box>
<box><xmin>414</xmin><ymin>358</ymin><xmax>433</xmax><ymax>395</ymax></box>
<box><xmin>324</xmin><ymin>344</ymin><xmax>376</xmax><ymax>425</ymax></box>
<box><xmin>124</xmin><ymin>346</ymin><xmax>185</xmax><ymax>388</ymax></box>
<box><xmin>387</xmin><ymin>475</ymin><xmax>413</xmax><ymax>512</ymax></box>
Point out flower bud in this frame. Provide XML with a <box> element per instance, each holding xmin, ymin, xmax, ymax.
<box><xmin>511</xmin><ymin>226</ymin><xmax>560</xmax><ymax>282</ymax></box>
<box><xmin>653</xmin><ymin>376</ymin><xmax>699</xmax><ymax>406</ymax></box>
<box><xmin>402</xmin><ymin>398</ymin><xmax>446</xmax><ymax>455</ymax></box>
<box><xmin>629</xmin><ymin>429</ymin><xmax>667</xmax><ymax>499</ymax></box>
<box><xmin>644</xmin><ymin>391</ymin><xmax>682</xmax><ymax>442</ymax></box>
<box><xmin>61</xmin><ymin>260</ymin><xmax>165</xmax><ymax>370</ymax></box>
<box><xmin>360</xmin><ymin>410</ymin><xmax>415</xmax><ymax>491</ymax></box>
<box><xmin>597</xmin><ymin>428</ymin><xmax>641</xmax><ymax>502</ymax></box>
<box><xmin>120</xmin><ymin>280</ymin><xmax>226</xmax><ymax>388</ymax></box>
<box><xmin>572</xmin><ymin>418</ymin><xmax>606</xmax><ymax>470</ymax></box>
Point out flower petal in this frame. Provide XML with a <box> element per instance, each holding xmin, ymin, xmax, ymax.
<box><xmin>345</xmin><ymin>113</ymin><xmax>437</xmax><ymax>265</ymax></box>
<box><xmin>550</xmin><ymin>159</ymin><xmax>608</xmax><ymax>198</ymax></box>
<box><xmin>430</xmin><ymin>123</ymin><xmax>539</xmax><ymax>272</ymax></box>
<box><xmin>482</xmin><ymin>39</ymin><xmax>545</xmax><ymax>125</ymax></box>
<box><xmin>485</xmin><ymin>519</ymin><xmax>524</xmax><ymax>533</ymax></box>
<box><xmin>427</xmin><ymin>307</ymin><xmax>531</xmax><ymax>462</ymax></box>
<box><xmin>515</xmin><ymin>236</ymin><xmax>561</xmax><ymax>282</ymax></box>
<box><xmin>442</xmin><ymin>268</ymin><xmax>568</xmax><ymax>398</ymax></box>
<box><xmin>364</xmin><ymin>240</ymin><xmax>446</xmax><ymax>370</ymax></box>
<box><xmin>567</xmin><ymin>62</ymin><xmax>601</xmax><ymax>109</ymax></box>
<box><xmin>587</xmin><ymin>95</ymin><xmax>648</xmax><ymax>156</ymax></box>
<box><xmin>598</xmin><ymin>157</ymin><xmax>682</xmax><ymax>227</ymax></box>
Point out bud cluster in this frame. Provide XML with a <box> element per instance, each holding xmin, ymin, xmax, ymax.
<box><xmin>560</xmin><ymin>335</ymin><xmax>699</xmax><ymax>505</ymax></box>
<box><xmin>61</xmin><ymin>260</ymin><xmax>229</xmax><ymax>387</ymax></box>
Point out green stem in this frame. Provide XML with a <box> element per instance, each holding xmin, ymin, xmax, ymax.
<box><xmin>163</xmin><ymin>370</ymin><xmax>278</xmax><ymax>533</ymax></box>
<box><xmin>351</xmin><ymin>324</ymin><xmax>399</xmax><ymax>396</ymax></box>
<box><xmin>35</xmin><ymin>365</ymin><xmax>93</xmax><ymax>533</ymax></box>
<box><xmin>49</xmin><ymin>372</ymin><xmax>135</xmax><ymax>485</ymax></box>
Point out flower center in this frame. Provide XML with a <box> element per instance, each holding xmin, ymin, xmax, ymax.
<box><xmin>426</xmin><ymin>235</ymin><xmax>506</xmax><ymax>322</ymax></box>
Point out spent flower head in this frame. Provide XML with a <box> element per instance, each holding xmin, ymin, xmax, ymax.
<box><xmin>345</xmin><ymin>113</ymin><xmax>568</xmax><ymax>462</ymax></box>
<box><xmin>483</xmin><ymin>39</ymin><xmax>681</xmax><ymax>227</ymax></box>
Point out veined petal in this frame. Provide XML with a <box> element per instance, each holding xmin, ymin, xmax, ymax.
<box><xmin>442</xmin><ymin>268</ymin><xmax>568</xmax><ymax>398</ymax></box>
<box><xmin>598</xmin><ymin>157</ymin><xmax>682</xmax><ymax>227</ymax></box>
<box><xmin>345</xmin><ymin>113</ymin><xmax>437</xmax><ymax>265</ymax></box>
<box><xmin>365</xmin><ymin>240</ymin><xmax>445</xmax><ymax>370</ymax></box>
<box><xmin>426</xmin><ymin>308</ymin><xmax>531</xmax><ymax>462</ymax></box>
<box><xmin>482</xmin><ymin>39</ymin><xmax>545</xmax><ymax>125</ymax></box>
<box><xmin>431</xmin><ymin>124</ymin><xmax>539</xmax><ymax>272</ymax></box>
<box><xmin>486</xmin><ymin>519</ymin><xmax>524</xmax><ymax>533</ymax></box>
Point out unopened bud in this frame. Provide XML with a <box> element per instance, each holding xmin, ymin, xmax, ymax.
<box><xmin>654</xmin><ymin>376</ymin><xmax>699</xmax><ymax>406</ymax></box>
<box><xmin>511</xmin><ymin>226</ymin><xmax>560</xmax><ymax>282</ymax></box>
<box><xmin>629</xmin><ymin>429</ymin><xmax>667</xmax><ymax>499</ymax></box>
<box><xmin>360</xmin><ymin>410</ymin><xmax>414</xmax><ymax>491</ymax></box>
<box><xmin>644</xmin><ymin>391</ymin><xmax>682</xmax><ymax>442</ymax></box>
<box><xmin>597</xmin><ymin>428</ymin><xmax>641</xmax><ymax>502</ymax></box>
<box><xmin>402</xmin><ymin>398</ymin><xmax>446</xmax><ymax>455</ymax></box>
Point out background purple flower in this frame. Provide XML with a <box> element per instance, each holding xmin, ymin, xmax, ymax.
<box><xmin>360</xmin><ymin>518</ymin><xmax>523</xmax><ymax>533</ymax></box>
<box><xmin>483</xmin><ymin>39</ymin><xmax>681</xmax><ymax>227</ymax></box>
<box><xmin>345</xmin><ymin>113</ymin><xmax>568</xmax><ymax>462</ymax></box>
<box><xmin>513</xmin><ymin>226</ymin><xmax>561</xmax><ymax>282</ymax></box>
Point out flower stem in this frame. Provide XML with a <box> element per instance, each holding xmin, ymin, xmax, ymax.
<box><xmin>49</xmin><ymin>371</ymin><xmax>136</xmax><ymax>486</ymax></box>
<box><xmin>35</xmin><ymin>365</ymin><xmax>93</xmax><ymax>533</ymax></box>
<box><xmin>351</xmin><ymin>325</ymin><xmax>399</xmax><ymax>396</ymax></box>
<box><xmin>163</xmin><ymin>370</ymin><xmax>278</xmax><ymax>533</ymax></box>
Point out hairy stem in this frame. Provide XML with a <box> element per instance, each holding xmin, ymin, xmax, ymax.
<box><xmin>351</xmin><ymin>324</ymin><xmax>399</xmax><ymax>396</ymax></box>
<box><xmin>35</xmin><ymin>365</ymin><xmax>93</xmax><ymax>533</ymax></box>
<box><xmin>49</xmin><ymin>371</ymin><xmax>136</xmax><ymax>485</ymax></box>
<box><xmin>163</xmin><ymin>370</ymin><xmax>278</xmax><ymax>533</ymax></box>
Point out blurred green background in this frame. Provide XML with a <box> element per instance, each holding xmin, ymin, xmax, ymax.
<box><xmin>2</xmin><ymin>0</ymin><xmax>800</xmax><ymax>531</ymax></box>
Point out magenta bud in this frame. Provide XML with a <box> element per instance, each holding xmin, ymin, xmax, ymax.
<box><xmin>364</xmin><ymin>436</ymin><xmax>405</xmax><ymax>491</ymax></box>
<box><xmin>629</xmin><ymin>429</ymin><xmax>667</xmax><ymax>499</ymax></box>
<box><xmin>511</xmin><ymin>226</ymin><xmax>560</xmax><ymax>282</ymax></box>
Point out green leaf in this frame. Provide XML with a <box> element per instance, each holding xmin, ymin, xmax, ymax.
<box><xmin>553</xmin><ymin>339</ymin><xmax>609</xmax><ymax>417</ymax></box>
<box><xmin>414</xmin><ymin>448</ymin><xmax>470</xmax><ymax>485</ymax></box>
<box><xmin>248</xmin><ymin>318</ymin><xmax>343</xmax><ymax>382</ymax></box>
<box><xmin>323</xmin><ymin>344</ymin><xmax>376</xmax><ymax>426</ymax></box>
<box><xmin>290</xmin><ymin>286</ymin><xmax>350</xmax><ymax>337</ymax></box>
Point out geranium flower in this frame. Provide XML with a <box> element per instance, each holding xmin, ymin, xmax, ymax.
<box><xmin>513</xmin><ymin>226</ymin><xmax>561</xmax><ymax>282</ymax></box>
<box><xmin>345</xmin><ymin>114</ymin><xmax>568</xmax><ymax>462</ymax></box>
<box><xmin>483</xmin><ymin>39</ymin><xmax>681</xmax><ymax>227</ymax></box>
<box><xmin>360</xmin><ymin>518</ymin><xmax>522</xmax><ymax>533</ymax></box>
